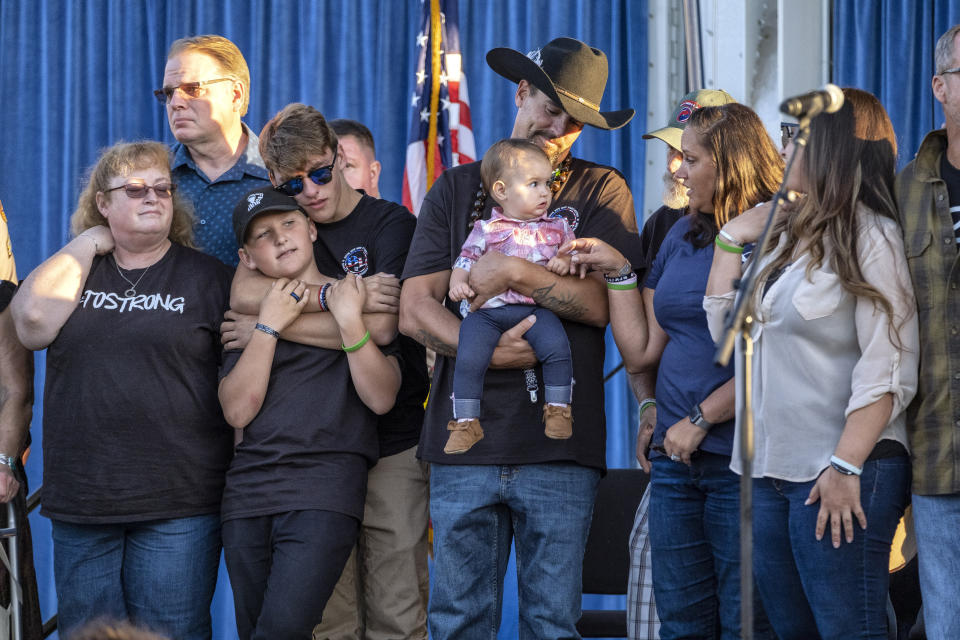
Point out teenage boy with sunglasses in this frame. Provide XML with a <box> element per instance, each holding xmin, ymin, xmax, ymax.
<box><xmin>158</xmin><ymin>35</ymin><xmax>270</xmax><ymax>267</ymax></box>
<box><xmin>222</xmin><ymin>103</ymin><xmax>431</xmax><ymax>639</ymax></box>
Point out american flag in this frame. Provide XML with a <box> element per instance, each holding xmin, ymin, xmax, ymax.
<box><xmin>402</xmin><ymin>0</ymin><xmax>476</xmax><ymax>216</ymax></box>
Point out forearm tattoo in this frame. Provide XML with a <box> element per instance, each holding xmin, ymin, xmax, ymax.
<box><xmin>415</xmin><ymin>329</ymin><xmax>457</xmax><ymax>357</ymax></box>
<box><xmin>531</xmin><ymin>283</ymin><xmax>587</xmax><ymax>320</ymax></box>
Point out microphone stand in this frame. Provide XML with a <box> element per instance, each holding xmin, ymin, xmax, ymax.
<box><xmin>713</xmin><ymin>115</ymin><xmax>811</xmax><ymax>640</ymax></box>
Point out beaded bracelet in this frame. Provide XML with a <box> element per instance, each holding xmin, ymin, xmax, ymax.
<box><xmin>255</xmin><ymin>323</ymin><xmax>280</xmax><ymax>339</ymax></box>
<box><xmin>342</xmin><ymin>330</ymin><xmax>371</xmax><ymax>352</ymax></box>
<box><xmin>318</xmin><ymin>282</ymin><xmax>332</xmax><ymax>311</ymax></box>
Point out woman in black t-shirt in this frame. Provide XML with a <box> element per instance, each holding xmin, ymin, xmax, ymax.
<box><xmin>11</xmin><ymin>141</ymin><xmax>233</xmax><ymax>639</ymax></box>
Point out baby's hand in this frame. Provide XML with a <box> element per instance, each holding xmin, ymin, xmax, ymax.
<box><xmin>546</xmin><ymin>253</ymin><xmax>572</xmax><ymax>276</ymax></box>
<box><xmin>448</xmin><ymin>282</ymin><xmax>475</xmax><ymax>302</ymax></box>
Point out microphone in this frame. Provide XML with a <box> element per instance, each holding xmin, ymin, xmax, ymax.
<box><xmin>779</xmin><ymin>84</ymin><xmax>844</xmax><ymax>118</ymax></box>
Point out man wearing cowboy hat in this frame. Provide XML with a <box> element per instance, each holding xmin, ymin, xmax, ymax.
<box><xmin>400</xmin><ymin>37</ymin><xmax>642</xmax><ymax>638</ymax></box>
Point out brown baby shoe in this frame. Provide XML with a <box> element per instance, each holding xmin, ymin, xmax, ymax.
<box><xmin>543</xmin><ymin>404</ymin><xmax>573</xmax><ymax>439</ymax></box>
<box><xmin>444</xmin><ymin>418</ymin><xmax>484</xmax><ymax>454</ymax></box>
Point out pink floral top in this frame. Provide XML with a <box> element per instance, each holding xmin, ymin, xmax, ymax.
<box><xmin>453</xmin><ymin>207</ymin><xmax>575</xmax><ymax>308</ymax></box>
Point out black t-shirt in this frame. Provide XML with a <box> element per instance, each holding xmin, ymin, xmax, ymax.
<box><xmin>402</xmin><ymin>157</ymin><xmax>643</xmax><ymax>471</ymax></box>
<box><xmin>313</xmin><ymin>194</ymin><xmax>429</xmax><ymax>458</ymax></box>
<box><xmin>219</xmin><ymin>338</ymin><xmax>394</xmax><ymax>522</ymax></box>
<box><xmin>41</xmin><ymin>243</ymin><xmax>234</xmax><ymax>524</ymax></box>
<box><xmin>638</xmin><ymin>205</ymin><xmax>685</xmax><ymax>276</ymax></box>
<box><xmin>940</xmin><ymin>153</ymin><xmax>960</xmax><ymax>244</ymax></box>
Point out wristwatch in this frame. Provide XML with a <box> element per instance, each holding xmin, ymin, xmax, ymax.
<box><xmin>688</xmin><ymin>404</ymin><xmax>715</xmax><ymax>431</ymax></box>
<box><xmin>0</xmin><ymin>454</ymin><xmax>17</xmax><ymax>471</ymax></box>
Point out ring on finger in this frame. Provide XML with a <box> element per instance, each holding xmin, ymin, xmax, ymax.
<box><xmin>670</xmin><ymin>454</ymin><xmax>680</xmax><ymax>462</ymax></box>
<box><xmin>290</xmin><ymin>292</ymin><xmax>301</xmax><ymax>303</ymax></box>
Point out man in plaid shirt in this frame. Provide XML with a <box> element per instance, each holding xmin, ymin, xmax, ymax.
<box><xmin>895</xmin><ymin>23</ymin><xmax>960</xmax><ymax>640</ymax></box>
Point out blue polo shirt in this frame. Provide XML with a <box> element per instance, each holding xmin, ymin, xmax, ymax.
<box><xmin>645</xmin><ymin>213</ymin><xmax>735</xmax><ymax>457</ymax></box>
<box><xmin>171</xmin><ymin>123</ymin><xmax>271</xmax><ymax>266</ymax></box>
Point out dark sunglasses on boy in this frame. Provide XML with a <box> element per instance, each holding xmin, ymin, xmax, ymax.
<box><xmin>104</xmin><ymin>182</ymin><xmax>176</xmax><ymax>199</ymax></box>
<box><xmin>275</xmin><ymin>148</ymin><xmax>339</xmax><ymax>197</ymax></box>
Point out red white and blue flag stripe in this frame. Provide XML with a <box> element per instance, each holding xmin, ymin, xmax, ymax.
<box><xmin>402</xmin><ymin>0</ymin><xmax>476</xmax><ymax>215</ymax></box>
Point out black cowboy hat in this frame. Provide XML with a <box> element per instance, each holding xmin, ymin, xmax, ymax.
<box><xmin>486</xmin><ymin>37</ymin><xmax>635</xmax><ymax>130</ymax></box>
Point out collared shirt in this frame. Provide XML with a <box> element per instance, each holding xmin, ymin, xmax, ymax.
<box><xmin>896</xmin><ymin>128</ymin><xmax>960</xmax><ymax>495</ymax></box>
<box><xmin>453</xmin><ymin>206</ymin><xmax>575</xmax><ymax>308</ymax></box>
<box><xmin>704</xmin><ymin>208</ymin><xmax>919</xmax><ymax>482</ymax></box>
<box><xmin>171</xmin><ymin>123</ymin><xmax>270</xmax><ymax>266</ymax></box>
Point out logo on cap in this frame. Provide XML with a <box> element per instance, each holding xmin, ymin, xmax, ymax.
<box><xmin>676</xmin><ymin>100</ymin><xmax>702</xmax><ymax>124</ymax></box>
<box><xmin>526</xmin><ymin>48</ymin><xmax>543</xmax><ymax>66</ymax></box>
<box><xmin>247</xmin><ymin>192</ymin><xmax>264</xmax><ymax>211</ymax></box>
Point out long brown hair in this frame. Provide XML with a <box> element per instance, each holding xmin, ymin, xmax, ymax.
<box><xmin>756</xmin><ymin>88</ymin><xmax>901</xmax><ymax>334</ymax></box>
<box><xmin>685</xmin><ymin>103</ymin><xmax>783</xmax><ymax>246</ymax></box>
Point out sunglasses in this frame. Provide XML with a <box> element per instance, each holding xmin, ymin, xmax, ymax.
<box><xmin>780</xmin><ymin>122</ymin><xmax>799</xmax><ymax>149</ymax></box>
<box><xmin>153</xmin><ymin>77</ymin><xmax>234</xmax><ymax>104</ymax></box>
<box><xmin>275</xmin><ymin>148</ymin><xmax>339</xmax><ymax>197</ymax></box>
<box><xmin>103</xmin><ymin>182</ymin><xmax>176</xmax><ymax>199</ymax></box>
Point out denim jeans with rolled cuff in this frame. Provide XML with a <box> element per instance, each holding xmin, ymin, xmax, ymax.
<box><xmin>453</xmin><ymin>305</ymin><xmax>572</xmax><ymax>419</ymax></box>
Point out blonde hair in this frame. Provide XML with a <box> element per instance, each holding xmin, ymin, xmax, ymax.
<box><xmin>167</xmin><ymin>35</ymin><xmax>250</xmax><ymax>116</ymax></box>
<box><xmin>70</xmin><ymin>141</ymin><xmax>195</xmax><ymax>247</ymax></box>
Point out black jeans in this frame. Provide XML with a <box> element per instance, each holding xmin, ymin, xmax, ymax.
<box><xmin>223</xmin><ymin>509</ymin><xmax>359</xmax><ymax>640</ymax></box>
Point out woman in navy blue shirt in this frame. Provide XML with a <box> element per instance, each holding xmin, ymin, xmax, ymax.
<box><xmin>565</xmin><ymin>103</ymin><xmax>782</xmax><ymax>638</ymax></box>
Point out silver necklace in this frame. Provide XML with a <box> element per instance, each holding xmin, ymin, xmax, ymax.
<box><xmin>114</xmin><ymin>257</ymin><xmax>151</xmax><ymax>297</ymax></box>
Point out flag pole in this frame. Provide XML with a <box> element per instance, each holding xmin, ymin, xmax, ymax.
<box><xmin>425</xmin><ymin>0</ymin><xmax>443</xmax><ymax>188</ymax></box>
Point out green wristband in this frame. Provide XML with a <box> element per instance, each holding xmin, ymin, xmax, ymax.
<box><xmin>714</xmin><ymin>235</ymin><xmax>744</xmax><ymax>254</ymax></box>
<box><xmin>606</xmin><ymin>279</ymin><xmax>638</xmax><ymax>290</ymax></box>
<box><xmin>342</xmin><ymin>330</ymin><xmax>371</xmax><ymax>352</ymax></box>
<box><xmin>639</xmin><ymin>398</ymin><xmax>657</xmax><ymax>414</ymax></box>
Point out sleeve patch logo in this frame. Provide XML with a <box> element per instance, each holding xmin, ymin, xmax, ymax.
<box><xmin>341</xmin><ymin>246</ymin><xmax>370</xmax><ymax>275</ymax></box>
<box><xmin>548</xmin><ymin>206</ymin><xmax>580</xmax><ymax>231</ymax></box>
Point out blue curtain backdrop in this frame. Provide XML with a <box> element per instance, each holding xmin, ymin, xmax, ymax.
<box><xmin>833</xmin><ymin>0</ymin><xmax>960</xmax><ymax>167</ymax></box>
<box><xmin>0</xmin><ymin>1</ymin><xmax>647</xmax><ymax>638</ymax></box>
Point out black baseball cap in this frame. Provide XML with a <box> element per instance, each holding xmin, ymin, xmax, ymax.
<box><xmin>232</xmin><ymin>187</ymin><xmax>305</xmax><ymax>245</ymax></box>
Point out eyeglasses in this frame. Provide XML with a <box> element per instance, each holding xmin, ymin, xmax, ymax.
<box><xmin>153</xmin><ymin>77</ymin><xmax>234</xmax><ymax>104</ymax></box>
<box><xmin>939</xmin><ymin>66</ymin><xmax>960</xmax><ymax>75</ymax></box>
<box><xmin>274</xmin><ymin>148</ymin><xmax>339</xmax><ymax>196</ymax></box>
<box><xmin>780</xmin><ymin>122</ymin><xmax>799</xmax><ymax>148</ymax></box>
<box><xmin>103</xmin><ymin>182</ymin><xmax>176</xmax><ymax>199</ymax></box>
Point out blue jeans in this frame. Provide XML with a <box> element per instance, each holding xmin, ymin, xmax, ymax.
<box><xmin>51</xmin><ymin>514</ymin><xmax>221</xmax><ymax>639</ymax></box>
<box><xmin>752</xmin><ymin>456</ymin><xmax>910</xmax><ymax>640</ymax></box>
<box><xmin>453</xmin><ymin>305</ymin><xmax>572</xmax><ymax>418</ymax></box>
<box><xmin>428</xmin><ymin>462</ymin><xmax>599</xmax><ymax>640</ymax></box>
<box><xmin>912</xmin><ymin>492</ymin><xmax>960</xmax><ymax>640</ymax></box>
<box><xmin>648</xmin><ymin>453</ymin><xmax>773</xmax><ymax>640</ymax></box>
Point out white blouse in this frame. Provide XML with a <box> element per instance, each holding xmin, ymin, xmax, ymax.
<box><xmin>703</xmin><ymin>207</ymin><xmax>919</xmax><ymax>482</ymax></box>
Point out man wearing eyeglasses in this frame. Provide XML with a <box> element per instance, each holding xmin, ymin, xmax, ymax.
<box><xmin>895</xmin><ymin>22</ymin><xmax>960</xmax><ymax>640</ymax></box>
<box><xmin>158</xmin><ymin>35</ymin><xmax>270</xmax><ymax>267</ymax></box>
